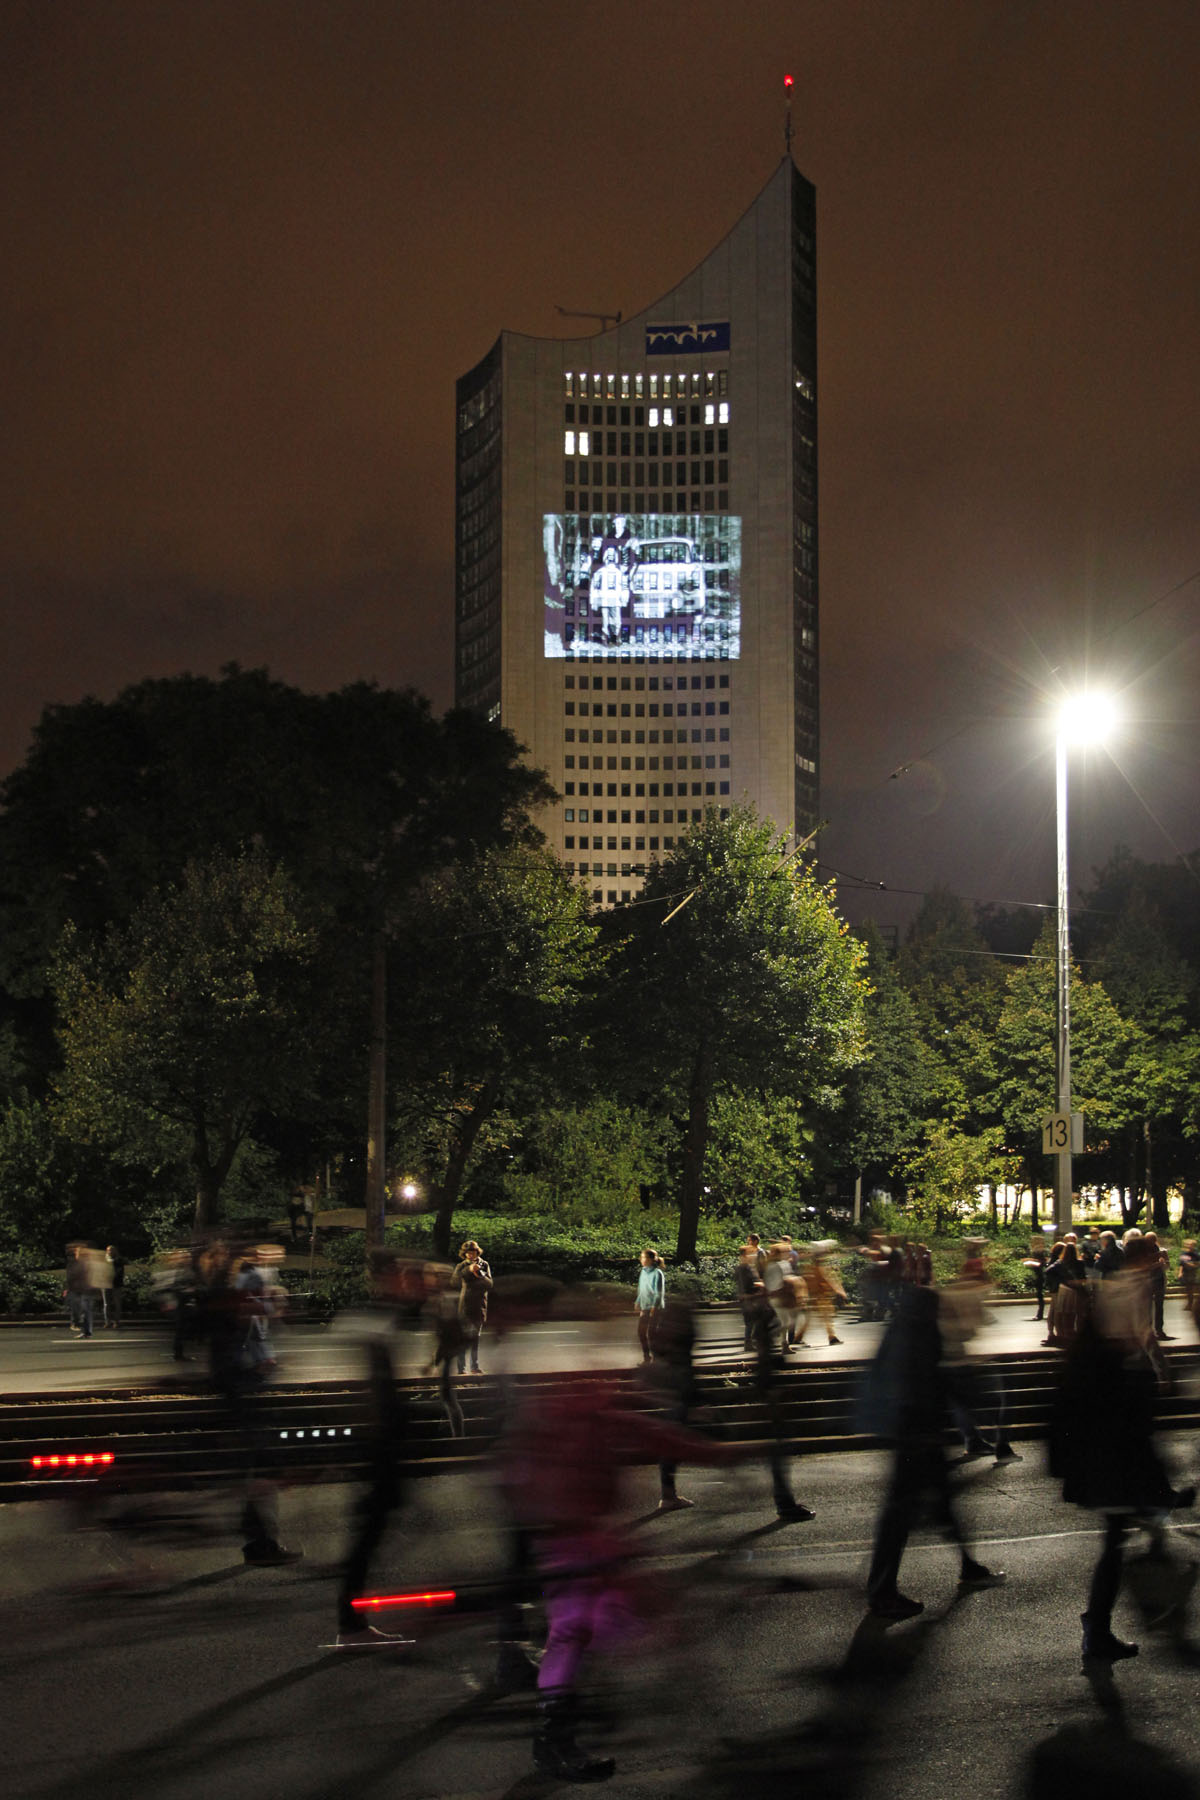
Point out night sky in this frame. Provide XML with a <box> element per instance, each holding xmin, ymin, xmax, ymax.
<box><xmin>4</xmin><ymin>1</ymin><xmax>1198</xmax><ymax>930</ymax></box>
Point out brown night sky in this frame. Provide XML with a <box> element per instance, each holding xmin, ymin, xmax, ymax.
<box><xmin>3</xmin><ymin>0</ymin><xmax>1198</xmax><ymax>926</ymax></box>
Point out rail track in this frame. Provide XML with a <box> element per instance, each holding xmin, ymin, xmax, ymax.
<box><xmin>5</xmin><ymin>1343</ymin><xmax>1200</xmax><ymax>1505</ymax></box>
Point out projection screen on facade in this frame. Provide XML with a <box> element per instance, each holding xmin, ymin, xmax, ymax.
<box><xmin>543</xmin><ymin>514</ymin><xmax>741</xmax><ymax>659</ymax></box>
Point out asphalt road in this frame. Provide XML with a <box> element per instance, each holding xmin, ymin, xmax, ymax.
<box><xmin>9</xmin><ymin>1298</ymin><xmax>1183</xmax><ymax>1395</ymax></box>
<box><xmin>4</xmin><ymin>1431</ymin><xmax>1200</xmax><ymax>1798</ymax></box>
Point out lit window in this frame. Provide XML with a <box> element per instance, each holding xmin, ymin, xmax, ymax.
<box><xmin>649</xmin><ymin>374</ymin><xmax>659</xmax><ymax>398</ymax></box>
<box><xmin>704</xmin><ymin>404</ymin><xmax>715</xmax><ymax>425</ymax></box>
<box><xmin>564</xmin><ymin>430</ymin><xmax>575</xmax><ymax>456</ymax></box>
<box><xmin>648</xmin><ymin>407</ymin><xmax>659</xmax><ymax>428</ymax></box>
<box><xmin>663</xmin><ymin>407</ymin><xmax>674</xmax><ymax>428</ymax></box>
<box><xmin>705</xmin><ymin>372</ymin><xmax>715</xmax><ymax>396</ymax></box>
<box><xmin>620</xmin><ymin>374</ymin><xmax>630</xmax><ymax>399</ymax></box>
<box><xmin>718</xmin><ymin>402</ymin><xmax>729</xmax><ymax>424</ymax></box>
<box><xmin>635</xmin><ymin>374</ymin><xmax>644</xmax><ymax>397</ymax></box>
<box><xmin>565</xmin><ymin>372</ymin><xmax>574</xmax><ymax>397</ymax></box>
<box><xmin>578</xmin><ymin>430</ymin><xmax>589</xmax><ymax>456</ymax></box>
<box><xmin>593</xmin><ymin>372</ymin><xmax>602</xmax><ymax>394</ymax></box>
<box><xmin>606</xmin><ymin>374</ymin><xmax>616</xmax><ymax>398</ymax></box>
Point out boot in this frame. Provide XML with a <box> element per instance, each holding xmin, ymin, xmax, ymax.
<box><xmin>1080</xmin><ymin>1611</ymin><xmax>1138</xmax><ymax>1661</ymax></box>
<box><xmin>533</xmin><ymin>1694</ymin><xmax>616</xmax><ymax>1782</ymax></box>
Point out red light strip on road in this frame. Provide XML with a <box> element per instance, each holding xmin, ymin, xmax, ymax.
<box><xmin>351</xmin><ymin>1590</ymin><xmax>456</xmax><ymax>1611</ymax></box>
<box><xmin>30</xmin><ymin>1452</ymin><xmax>116</xmax><ymax>1469</ymax></box>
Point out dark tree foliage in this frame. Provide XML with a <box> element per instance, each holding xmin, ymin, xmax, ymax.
<box><xmin>598</xmin><ymin>807</ymin><xmax>866</xmax><ymax>1262</ymax></box>
<box><xmin>0</xmin><ymin>667</ymin><xmax>552</xmax><ymax>1227</ymax></box>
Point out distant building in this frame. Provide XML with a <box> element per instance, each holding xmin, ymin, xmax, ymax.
<box><xmin>455</xmin><ymin>156</ymin><xmax>818</xmax><ymax>904</ymax></box>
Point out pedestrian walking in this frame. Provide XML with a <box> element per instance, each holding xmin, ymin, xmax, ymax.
<box><xmin>634</xmin><ymin>1246</ymin><xmax>665</xmax><ymax>1362</ymax></box>
<box><xmin>63</xmin><ymin>1244</ymin><xmax>94</xmax><ymax>1338</ymax></box>
<box><xmin>332</xmin><ymin>1324</ymin><xmax>415</xmax><ymax>1650</ymax></box>
<box><xmin>1143</xmin><ymin>1231</ymin><xmax>1172</xmax><ymax>1339</ymax></box>
<box><xmin>104</xmin><ymin>1245</ymin><xmax>126</xmax><ymax>1328</ymax></box>
<box><xmin>763</xmin><ymin>1240</ymin><xmax>805</xmax><ymax>1352</ymax></box>
<box><xmin>1180</xmin><ymin>1239</ymin><xmax>1200</xmax><ymax>1324</ymax></box>
<box><xmin>1050</xmin><ymin>1261</ymin><xmax>1195</xmax><ymax>1663</ymax></box>
<box><xmin>860</xmin><ymin>1284</ymin><xmax>1006</xmax><ymax>1620</ymax></box>
<box><xmin>1023</xmin><ymin>1241</ymin><xmax>1047</xmax><ymax>1321</ymax></box>
<box><xmin>735</xmin><ymin>1244</ymin><xmax>766</xmax><ymax>1353</ymax></box>
<box><xmin>644</xmin><ymin>1293</ymin><xmax>701</xmax><ymax>1512</ymax></box>
<box><xmin>501</xmin><ymin>1378</ymin><xmax>743</xmax><ymax>1780</ymax></box>
<box><xmin>802</xmin><ymin>1241</ymin><xmax>845</xmax><ymax>1345</ymax></box>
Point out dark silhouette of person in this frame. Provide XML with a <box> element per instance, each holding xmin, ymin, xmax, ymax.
<box><xmin>862</xmin><ymin>1284</ymin><xmax>1005</xmax><ymax>1619</ymax></box>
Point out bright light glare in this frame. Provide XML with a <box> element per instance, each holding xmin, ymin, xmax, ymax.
<box><xmin>1058</xmin><ymin>691</ymin><xmax>1119</xmax><ymax>746</ymax></box>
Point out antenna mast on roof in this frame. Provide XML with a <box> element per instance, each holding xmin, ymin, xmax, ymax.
<box><xmin>784</xmin><ymin>72</ymin><xmax>795</xmax><ymax>156</ymax></box>
<box><xmin>556</xmin><ymin>305</ymin><xmax>622</xmax><ymax>332</ymax></box>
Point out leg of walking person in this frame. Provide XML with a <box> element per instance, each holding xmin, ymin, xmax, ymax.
<box><xmin>1082</xmin><ymin>1514</ymin><xmax>1138</xmax><ymax>1659</ymax></box>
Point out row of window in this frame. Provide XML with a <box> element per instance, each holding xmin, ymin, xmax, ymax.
<box><xmin>565</xmin><ymin>493</ymin><xmax>730</xmax><ymax>517</ymax></box>
<box><xmin>564</xmin><ymin>781</ymin><xmax>729</xmax><ymax>819</ymax></box>
<box><xmin>563</xmin><ymin>412</ymin><xmax>728</xmax><ymax>453</ymax></box>
<box><xmin>566</xmin><ymin>701</ymin><xmax>729</xmax><ymax>717</ymax></box>
<box><xmin>563</xmin><ymin>770</ymin><xmax>729</xmax><ymax>797</ymax></box>
<box><xmin>565</xmin><ymin>672</ymin><xmax>729</xmax><ymax>690</ymax></box>
<box><xmin>564</xmin><ymin>426</ymin><xmax>729</xmax><ymax>456</ymax></box>
<box><xmin>564</xmin><ymin>371</ymin><xmax>730</xmax><ymax>401</ymax></box>
<box><xmin>565</xmin><ymin>730</ymin><xmax>730</xmax><ymax>746</ymax></box>
<box><xmin>565</xmin><ymin>461</ymin><xmax>729</xmax><ymax>488</ymax></box>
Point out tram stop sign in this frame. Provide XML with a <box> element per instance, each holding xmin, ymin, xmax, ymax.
<box><xmin>1042</xmin><ymin>1111</ymin><xmax>1084</xmax><ymax>1156</ymax></box>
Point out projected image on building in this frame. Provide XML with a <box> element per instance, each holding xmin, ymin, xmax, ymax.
<box><xmin>544</xmin><ymin>514</ymin><xmax>741</xmax><ymax>659</ymax></box>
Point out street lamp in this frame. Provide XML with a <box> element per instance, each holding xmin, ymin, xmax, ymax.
<box><xmin>1052</xmin><ymin>691</ymin><xmax>1119</xmax><ymax>1232</ymax></box>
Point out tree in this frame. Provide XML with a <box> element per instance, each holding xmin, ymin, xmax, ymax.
<box><xmin>901</xmin><ymin>1120</ymin><xmax>1013</xmax><ymax>1236</ymax></box>
<box><xmin>493</xmin><ymin>1097</ymin><xmax>670</xmax><ymax>1224</ymax></box>
<box><xmin>601</xmin><ymin>807</ymin><xmax>867</xmax><ymax>1262</ymax></box>
<box><xmin>979</xmin><ymin>929</ymin><xmax>1140</xmax><ymax>1227</ymax></box>
<box><xmin>0</xmin><ymin>668</ymin><xmax>552</xmax><ymax>1232</ymax></box>
<box><xmin>896</xmin><ymin>886</ymin><xmax>1004</xmax><ymax>1126</ymax></box>
<box><xmin>389</xmin><ymin>844</ymin><xmax>599</xmax><ymax>1257</ymax></box>
<box><xmin>825</xmin><ymin>923</ymin><xmax>939</xmax><ymax>1208</ymax></box>
<box><xmin>53</xmin><ymin>850</ymin><xmax>323</xmax><ymax>1229</ymax></box>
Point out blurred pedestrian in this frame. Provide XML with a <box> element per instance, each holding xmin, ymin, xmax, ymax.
<box><xmin>1180</xmin><ymin>1239</ymin><xmax>1200</xmax><ymax>1323</ymax></box>
<box><xmin>764</xmin><ymin>1240</ymin><xmax>805</xmax><ymax>1352</ymax></box>
<box><xmin>802</xmin><ymin>1241</ymin><xmax>845</xmax><ymax>1346</ymax></box>
<box><xmin>104</xmin><ymin>1245</ymin><xmax>125</xmax><ymax>1328</ymax></box>
<box><xmin>1023</xmin><ymin>1241</ymin><xmax>1047</xmax><ymax>1321</ymax></box>
<box><xmin>502</xmin><ymin>1378</ymin><xmax>742</xmax><ymax>1779</ymax></box>
<box><xmin>735</xmin><ymin>1244</ymin><xmax>766</xmax><ymax>1354</ymax></box>
<box><xmin>1143</xmin><ymin>1231</ymin><xmax>1172</xmax><ymax>1339</ymax></box>
<box><xmin>634</xmin><ymin>1246</ymin><xmax>665</xmax><ymax>1363</ymax></box>
<box><xmin>644</xmin><ymin>1294</ymin><xmax>700</xmax><ymax>1512</ymax></box>
<box><xmin>63</xmin><ymin>1244</ymin><xmax>95</xmax><ymax>1339</ymax></box>
<box><xmin>861</xmin><ymin>1284</ymin><xmax>1006</xmax><ymax>1620</ymax></box>
<box><xmin>332</xmin><ymin>1321</ymin><xmax>415</xmax><ymax>1650</ymax></box>
<box><xmin>1050</xmin><ymin>1256</ymin><xmax>1195</xmax><ymax>1663</ymax></box>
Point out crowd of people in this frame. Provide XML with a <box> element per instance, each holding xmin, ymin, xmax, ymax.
<box><xmin>50</xmin><ymin>1216</ymin><xmax>1200</xmax><ymax>1781</ymax></box>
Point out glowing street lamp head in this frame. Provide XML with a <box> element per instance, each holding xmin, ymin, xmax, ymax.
<box><xmin>1058</xmin><ymin>691</ymin><xmax>1119</xmax><ymax>746</ymax></box>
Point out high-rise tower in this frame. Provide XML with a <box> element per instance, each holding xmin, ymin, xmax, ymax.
<box><xmin>455</xmin><ymin>157</ymin><xmax>817</xmax><ymax>904</ymax></box>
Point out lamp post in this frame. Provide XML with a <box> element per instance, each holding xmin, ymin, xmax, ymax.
<box><xmin>1052</xmin><ymin>693</ymin><xmax>1118</xmax><ymax>1234</ymax></box>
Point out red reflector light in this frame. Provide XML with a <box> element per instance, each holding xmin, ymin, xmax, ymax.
<box><xmin>31</xmin><ymin>1451</ymin><xmax>115</xmax><ymax>1470</ymax></box>
<box><xmin>351</xmin><ymin>1590</ymin><xmax>456</xmax><ymax>1611</ymax></box>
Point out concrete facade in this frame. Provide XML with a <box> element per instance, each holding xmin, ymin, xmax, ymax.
<box><xmin>455</xmin><ymin>157</ymin><xmax>817</xmax><ymax>904</ymax></box>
